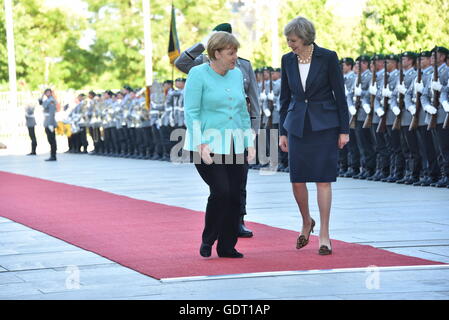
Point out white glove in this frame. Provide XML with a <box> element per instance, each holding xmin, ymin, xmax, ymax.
<box><xmin>407</xmin><ymin>104</ymin><xmax>416</xmax><ymax>115</ymax></box>
<box><xmin>397</xmin><ymin>83</ymin><xmax>407</xmax><ymax>95</ymax></box>
<box><xmin>414</xmin><ymin>81</ymin><xmax>424</xmax><ymax>94</ymax></box>
<box><xmin>363</xmin><ymin>103</ymin><xmax>371</xmax><ymax>114</ymax></box>
<box><xmin>392</xmin><ymin>106</ymin><xmax>401</xmax><ymax>116</ymax></box>
<box><xmin>260</xmin><ymin>92</ymin><xmax>267</xmax><ymax>101</ymax></box>
<box><xmin>369</xmin><ymin>84</ymin><xmax>378</xmax><ymax>95</ymax></box>
<box><xmin>424</xmin><ymin>105</ymin><xmax>437</xmax><ymax>115</ymax></box>
<box><xmin>442</xmin><ymin>101</ymin><xmax>449</xmax><ymax>113</ymax></box>
<box><xmin>376</xmin><ymin>108</ymin><xmax>385</xmax><ymax>117</ymax></box>
<box><xmin>382</xmin><ymin>87</ymin><xmax>392</xmax><ymax>98</ymax></box>
<box><xmin>348</xmin><ymin>105</ymin><xmax>357</xmax><ymax>115</ymax></box>
<box><xmin>267</xmin><ymin>91</ymin><xmax>274</xmax><ymax>101</ymax></box>
<box><xmin>345</xmin><ymin>86</ymin><xmax>349</xmax><ymax>96</ymax></box>
<box><xmin>354</xmin><ymin>85</ymin><xmax>362</xmax><ymax>97</ymax></box>
<box><xmin>431</xmin><ymin>80</ymin><xmax>443</xmax><ymax>92</ymax></box>
<box><xmin>263</xmin><ymin>108</ymin><xmax>271</xmax><ymax>117</ymax></box>
<box><xmin>48</xmin><ymin>125</ymin><xmax>54</xmax><ymax>132</ymax></box>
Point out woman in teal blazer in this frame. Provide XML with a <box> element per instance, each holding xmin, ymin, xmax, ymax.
<box><xmin>183</xmin><ymin>32</ymin><xmax>255</xmax><ymax>258</ymax></box>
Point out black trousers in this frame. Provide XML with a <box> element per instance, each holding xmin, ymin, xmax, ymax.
<box><xmin>45</xmin><ymin>127</ymin><xmax>57</xmax><ymax>158</ymax></box>
<box><xmin>371</xmin><ymin>124</ymin><xmax>391</xmax><ymax>174</ymax></box>
<box><xmin>401</xmin><ymin>126</ymin><xmax>421</xmax><ymax>178</ymax></box>
<box><xmin>354</xmin><ymin>121</ymin><xmax>376</xmax><ymax>171</ymax></box>
<box><xmin>194</xmin><ymin>152</ymin><xmax>245</xmax><ymax>253</ymax></box>
<box><xmin>416</xmin><ymin>125</ymin><xmax>440</xmax><ymax>179</ymax></box>
<box><xmin>28</xmin><ymin>126</ymin><xmax>37</xmax><ymax>153</ymax></box>
<box><xmin>432</xmin><ymin>124</ymin><xmax>449</xmax><ymax>176</ymax></box>
<box><xmin>386</xmin><ymin>125</ymin><xmax>406</xmax><ymax>176</ymax></box>
<box><xmin>339</xmin><ymin>128</ymin><xmax>360</xmax><ymax>171</ymax></box>
<box><xmin>79</xmin><ymin>127</ymin><xmax>88</xmax><ymax>151</ymax></box>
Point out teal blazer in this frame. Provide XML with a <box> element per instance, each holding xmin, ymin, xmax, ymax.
<box><xmin>183</xmin><ymin>63</ymin><xmax>254</xmax><ymax>155</ymax></box>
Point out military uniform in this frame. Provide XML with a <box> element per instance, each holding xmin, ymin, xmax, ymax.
<box><xmin>350</xmin><ymin>55</ymin><xmax>376</xmax><ymax>178</ymax></box>
<box><xmin>41</xmin><ymin>92</ymin><xmax>57</xmax><ymax>160</ymax></box>
<box><xmin>421</xmin><ymin>46</ymin><xmax>449</xmax><ymax>187</ymax></box>
<box><xmin>25</xmin><ymin>106</ymin><xmax>37</xmax><ymax>155</ymax></box>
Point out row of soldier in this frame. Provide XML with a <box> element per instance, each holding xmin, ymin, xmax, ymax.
<box><xmin>339</xmin><ymin>46</ymin><xmax>449</xmax><ymax>188</ymax></box>
<box><xmin>62</xmin><ymin>79</ymin><xmax>187</xmax><ymax>160</ymax></box>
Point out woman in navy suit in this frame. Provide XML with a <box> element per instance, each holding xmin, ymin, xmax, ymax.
<box><xmin>279</xmin><ymin>17</ymin><xmax>349</xmax><ymax>255</ymax></box>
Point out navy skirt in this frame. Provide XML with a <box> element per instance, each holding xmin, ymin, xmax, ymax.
<box><xmin>288</xmin><ymin>112</ymin><xmax>339</xmax><ymax>183</ymax></box>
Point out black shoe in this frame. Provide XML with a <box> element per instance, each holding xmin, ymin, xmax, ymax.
<box><xmin>199</xmin><ymin>243</ymin><xmax>212</xmax><ymax>258</ymax></box>
<box><xmin>373</xmin><ymin>172</ymin><xmax>388</xmax><ymax>181</ymax></box>
<box><xmin>343</xmin><ymin>168</ymin><xmax>359</xmax><ymax>178</ymax></box>
<box><xmin>367</xmin><ymin>170</ymin><xmax>380</xmax><ymax>181</ymax></box>
<box><xmin>27</xmin><ymin>152</ymin><xmax>37</xmax><ymax>156</ymax></box>
<box><xmin>217</xmin><ymin>249</ymin><xmax>244</xmax><ymax>258</ymax></box>
<box><xmin>338</xmin><ymin>168</ymin><xmax>348</xmax><ymax>177</ymax></box>
<box><xmin>396</xmin><ymin>175</ymin><xmax>410</xmax><ymax>184</ymax></box>
<box><xmin>277</xmin><ymin>164</ymin><xmax>287</xmax><ymax>172</ymax></box>
<box><xmin>238</xmin><ymin>222</ymin><xmax>253</xmax><ymax>238</ymax></box>
<box><xmin>45</xmin><ymin>157</ymin><xmax>57</xmax><ymax>161</ymax></box>
<box><xmin>384</xmin><ymin>174</ymin><xmax>403</xmax><ymax>183</ymax></box>
<box><xmin>431</xmin><ymin>176</ymin><xmax>448</xmax><ymax>188</ymax></box>
<box><xmin>352</xmin><ymin>171</ymin><xmax>363</xmax><ymax>179</ymax></box>
<box><xmin>404</xmin><ymin>176</ymin><xmax>419</xmax><ymax>185</ymax></box>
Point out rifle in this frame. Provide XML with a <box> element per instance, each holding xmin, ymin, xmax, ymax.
<box><xmin>427</xmin><ymin>48</ymin><xmax>439</xmax><ymax>130</ymax></box>
<box><xmin>261</xmin><ymin>76</ymin><xmax>266</xmax><ymax>128</ymax></box>
<box><xmin>409</xmin><ymin>54</ymin><xmax>422</xmax><ymax>131</ymax></box>
<box><xmin>363</xmin><ymin>61</ymin><xmax>376</xmax><ymax>129</ymax></box>
<box><xmin>376</xmin><ymin>60</ymin><xmax>389</xmax><ymax>133</ymax></box>
<box><xmin>350</xmin><ymin>61</ymin><xmax>362</xmax><ymax>129</ymax></box>
<box><xmin>267</xmin><ymin>70</ymin><xmax>274</xmax><ymax>129</ymax></box>
<box><xmin>392</xmin><ymin>56</ymin><xmax>404</xmax><ymax>130</ymax></box>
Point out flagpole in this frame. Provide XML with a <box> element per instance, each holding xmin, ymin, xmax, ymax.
<box><xmin>4</xmin><ymin>0</ymin><xmax>17</xmax><ymax>109</ymax></box>
<box><xmin>142</xmin><ymin>0</ymin><xmax>153</xmax><ymax>110</ymax></box>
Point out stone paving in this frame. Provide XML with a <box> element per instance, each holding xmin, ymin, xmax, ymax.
<box><xmin>0</xmin><ymin>153</ymin><xmax>448</xmax><ymax>300</ymax></box>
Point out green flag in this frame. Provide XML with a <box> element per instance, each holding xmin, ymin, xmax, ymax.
<box><xmin>168</xmin><ymin>5</ymin><xmax>180</xmax><ymax>64</ymax></box>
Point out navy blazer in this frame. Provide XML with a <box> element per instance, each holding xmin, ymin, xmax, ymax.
<box><xmin>279</xmin><ymin>44</ymin><xmax>349</xmax><ymax>138</ymax></box>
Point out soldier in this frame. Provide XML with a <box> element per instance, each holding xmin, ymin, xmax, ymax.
<box><xmin>25</xmin><ymin>105</ymin><xmax>37</xmax><ymax>155</ymax></box>
<box><xmin>350</xmin><ymin>55</ymin><xmax>376</xmax><ymax>179</ymax></box>
<box><xmin>392</xmin><ymin>52</ymin><xmax>419</xmax><ymax>185</ymax></box>
<box><xmin>339</xmin><ymin>57</ymin><xmax>360</xmax><ymax>177</ymax></box>
<box><xmin>166</xmin><ymin>78</ymin><xmax>186</xmax><ymax>159</ymax></box>
<box><xmin>149</xmin><ymin>83</ymin><xmax>166</xmax><ymax>160</ymax></box>
<box><xmin>379</xmin><ymin>54</ymin><xmax>403</xmax><ymax>183</ymax></box>
<box><xmin>159</xmin><ymin>80</ymin><xmax>175</xmax><ymax>161</ymax></box>
<box><xmin>101</xmin><ymin>90</ymin><xmax>114</xmax><ymax>155</ymax></box>
<box><xmin>421</xmin><ymin>46</ymin><xmax>449</xmax><ymax>187</ymax></box>
<box><xmin>174</xmin><ymin>22</ymin><xmax>260</xmax><ymax>238</ymax></box>
<box><xmin>365</xmin><ymin>54</ymin><xmax>390</xmax><ymax>181</ymax></box>
<box><xmin>272</xmin><ymin>67</ymin><xmax>288</xmax><ymax>172</ymax></box>
<box><xmin>39</xmin><ymin>88</ymin><xmax>57</xmax><ymax>161</ymax></box>
<box><xmin>260</xmin><ymin>66</ymin><xmax>275</xmax><ymax>169</ymax></box>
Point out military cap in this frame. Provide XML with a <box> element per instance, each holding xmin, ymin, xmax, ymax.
<box><xmin>123</xmin><ymin>85</ymin><xmax>132</xmax><ymax>91</ymax></box>
<box><xmin>213</xmin><ymin>23</ymin><xmax>232</xmax><ymax>33</ymax></box>
<box><xmin>385</xmin><ymin>54</ymin><xmax>399</xmax><ymax>61</ymax></box>
<box><xmin>420</xmin><ymin>51</ymin><xmax>432</xmax><ymax>58</ymax></box>
<box><xmin>163</xmin><ymin>80</ymin><xmax>173</xmax><ymax>85</ymax></box>
<box><xmin>175</xmin><ymin>77</ymin><xmax>186</xmax><ymax>82</ymax></box>
<box><xmin>274</xmin><ymin>67</ymin><xmax>281</xmax><ymax>72</ymax></box>
<box><xmin>401</xmin><ymin>51</ymin><xmax>417</xmax><ymax>59</ymax></box>
<box><xmin>371</xmin><ymin>53</ymin><xmax>385</xmax><ymax>61</ymax></box>
<box><xmin>356</xmin><ymin>55</ymin><xmax>371</xmax><ymax>62</ymax></box>
<box><xmin>341</xmin><ymin>57</ymin><xmax>354</xmax><ymax>66</ymax></box>
<box><xmin>263</xmin><ymin>66</ymin><xmax>274</xmax><ymax>72</ymax></box>
<box><xmin>432</xmin><ymin>46</ymin><xmax>449</xmax><ymax>54</ymax></box>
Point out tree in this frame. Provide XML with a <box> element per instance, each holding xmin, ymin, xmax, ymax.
<box><xmin>358</xmin><ymin>0</ymin><xmax>449</xmax><ymax>54</ymax></box>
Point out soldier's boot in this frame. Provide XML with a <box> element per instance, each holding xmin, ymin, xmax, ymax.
<box><xmin>431</xmin><ymin>175</ymin><xmax>448</xmax><ymax>188</ymax></box>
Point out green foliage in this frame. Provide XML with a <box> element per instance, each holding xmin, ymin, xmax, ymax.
<box><xmin>1</xmin><ymin>0</ymin><xmax>448</xmax><ymax>91</ymax></box>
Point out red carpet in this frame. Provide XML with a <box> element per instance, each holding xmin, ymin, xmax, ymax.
<box><xmin>0</xmin><ymin>171</ymin><xmax>444</xmax><ymax>279</ymax></box>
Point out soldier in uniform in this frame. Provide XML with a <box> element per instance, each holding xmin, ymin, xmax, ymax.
<box><xmin>174</xmin><ymin>22</ymin><xmax>260</xmax><ymax>238</ymax></box>
<box><xmin>366</xmin><ymin>54</ymin><xmax>390</xmax><ymax>181</ymax></box>
<box><xmin>39</xmin><ymin>89</ymin><xmax>57</xmax><ymax>161</ymax></box>
<box><xmin>166</xmin><ymin>78</ymin><xmax>186</xmax><ymax>160</ymax></box>
<box><xmin>408</xmin><ymin>51</ymin><xmax>441</xmax><ymax>186</ymax></box>
<box><xmin>340</xmin><ymin>57</ymin><xmax>360</xmax><ymax>177</ymax></box>
<box><xmin>25</xmin><ymin>105</ymin><xmax>37</xmax><ymax>155</ymax></box>
<box><xmin>379</xmin><ymin>54</ymin><xmax>403</xmax><ymax>183</ymax></box>
<box><xmin>421</xmin><ymin>46</ymin><xmax>449</xmax><ymax>187</ymax></box>
<box><xmin>159</xmin><ymin>80</ymin><xmax>175</xmax><ymax>161</ymax></box>
<box><xmin>272</xmin><ymin>67</ymin><xmax>288</xmax><ymax>172</ymax></box>
<box><xmin>350</xmin><ymin>55</ymin><xmax>376</xmax><ymax>179</ymax></box>
<box><xmin>392</xmin><ymin>52</ymin><xmax>419</xmax><ymax>184</ymax></box>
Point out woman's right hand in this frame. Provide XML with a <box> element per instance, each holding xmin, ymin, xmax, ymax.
<box><xmin>279</xmin><ymin>135</ymin><xmax>288</xmax><ymax>153</ymax></box>
<box><xmin>198</xmin><ymin>144</ymin><xmax>213</xmax><ymax>164</ymax></box>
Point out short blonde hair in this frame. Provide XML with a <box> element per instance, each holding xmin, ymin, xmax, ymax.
<box><xmin>207</xmin><ymin>31</ymin><xmax>240</xmax><ymax>61</ymax></box>
<box><xmin>284</xmin><ymin>16</ymin><xmax>316</xmax><ymax>46</ymax></box>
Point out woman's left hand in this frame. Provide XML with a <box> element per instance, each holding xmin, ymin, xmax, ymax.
<box><xmin>338</xmin><ymin>134</ymin><xmax>349</xmax><ymax>149</ymax></box>
<box><xmin>247</xmin><ymin>146</ymin><xmax>256</xmax><ymax>163</ymax></box>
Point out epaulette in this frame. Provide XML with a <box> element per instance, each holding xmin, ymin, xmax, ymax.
<box><xmin>238</xmin><ymin>57</ymin><xmax>250</xmax><ymax>62</ymax></box>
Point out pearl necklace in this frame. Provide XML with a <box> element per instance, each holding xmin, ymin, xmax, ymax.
<box><xmin>297</xmin><ymin>45</ymin><xmax>314</xmax><ymax>64</ymax></box>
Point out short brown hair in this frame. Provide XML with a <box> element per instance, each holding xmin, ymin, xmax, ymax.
<box><xmin>207</xmin><ymin>31</ymin><xmax>240</xmax><ymax>61</ymax></box>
